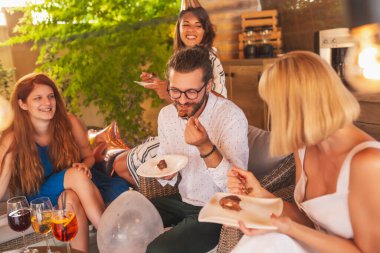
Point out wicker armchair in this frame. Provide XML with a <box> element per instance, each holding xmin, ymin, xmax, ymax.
<box><xmin>138</xmin><ymin>154</ymin><xmax>295</xmax><ymax>253</ymax></box>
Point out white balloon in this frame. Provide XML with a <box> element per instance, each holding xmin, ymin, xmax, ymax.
<box><xmin>97</xmin><ymin>190</ymin><xmax>164</xmax><ymax>253</ymax></box>
<box><xmin>0</xmin><ymin>96</ymin><xmax>13</xmax><ymax>132</ymax></box>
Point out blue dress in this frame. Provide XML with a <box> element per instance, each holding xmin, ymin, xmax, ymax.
<box><xmin>27</xmin><ymin>144</ymin><xmax>130</xmax><ymax>206</ymax></box>
<box><xmin>27</xmin><ymin>144</ymin><xmax>66</xmax><ymax>206</ymax></box>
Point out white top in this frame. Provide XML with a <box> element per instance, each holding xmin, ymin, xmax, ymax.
<box><xmin>157</xmin><ymin>92</ymin><xmax>249</xmax><ymax>206</ymax></box>
<box><xmin>209</xmin><ymin>51</ymin><xmax>227</xmax><ymax>98</ymax></box>
<box><xmin>295</xmin><ymin>141</ymin><xmax>380</xmax><ymax>239</ymax></box>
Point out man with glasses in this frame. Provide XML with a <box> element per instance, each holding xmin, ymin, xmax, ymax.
<box><xmin>146</xmin><ymin>46</ymin><xmax>249</xmax><ymax>253</ymax></box>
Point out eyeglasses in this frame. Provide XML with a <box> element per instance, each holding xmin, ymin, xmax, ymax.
<box><xmin>167</xmin><ymin>82</ymin><xmax>207</xmax><ymax>100</ymax></box>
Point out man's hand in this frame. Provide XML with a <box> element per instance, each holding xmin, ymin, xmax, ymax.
<box><xmin>184</xmin><ymin>117</ymin><xmax>209</xmax><ymax>147</ymax></box>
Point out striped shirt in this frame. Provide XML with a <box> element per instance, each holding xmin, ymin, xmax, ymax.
<box><xmin>209</xmin><ymin>51</ymin><xmax>227</xmax><ymax>98</ymax></box>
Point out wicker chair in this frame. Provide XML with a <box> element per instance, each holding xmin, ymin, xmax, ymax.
<box><xmin>138</xmin><ymin>154</ymin><xmax>295</xmax><ymax>253</ymax></box>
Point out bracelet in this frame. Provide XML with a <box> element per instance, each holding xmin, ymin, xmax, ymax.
<box><xmin>200</xmin><ymin>145</ymin><xmax>217</xmax><ymax>158</ymax></box>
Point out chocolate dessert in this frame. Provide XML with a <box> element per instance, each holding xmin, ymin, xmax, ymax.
<box><xmin>219</xmin><ymin>195</ymin><xmax>242</xmax><ymax>211</ymax></box>
<box><xmin>178</xmin><ymin>109</ymin><xmax>187</xmax><ymax>118</ymax></box>
<box><xmin>157</xmin><ymin>159</ymin><xmax>167</xmax><ymax>170</ymax></box>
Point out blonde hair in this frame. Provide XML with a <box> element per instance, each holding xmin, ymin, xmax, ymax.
<box><xmin>259</xmin><ymin>51</ymin><xmax>360</xmax><ymax>156</ymax></box>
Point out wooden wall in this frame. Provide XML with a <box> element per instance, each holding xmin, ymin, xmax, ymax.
<box><xmin>200</xmin><ymin>0</ymin><xmax>348</xmax><ymax>58</ymax></box>
<box><xmin>199</xmin><ymin>0</ymin><xmax>261</xmax><ymax>60</ymax></box>
<box><xmin>0</xmin><ymin>27</ymin><xmax>13</xmax><ymax>70</ymax></box>
<box><xmin>3</xmin><ymin>10</ymin><xmax>38</xmax><ymax>80</ymax></box>
<box><xmin>261</xmin><ymin>0</ymin><xmax>347</xmax><ymax>52</ymax></box>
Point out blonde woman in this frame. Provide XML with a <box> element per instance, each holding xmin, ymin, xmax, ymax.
<box><xmin>228</xmin><ymin>51</ymin><xmax>380</xmax><ymax>252</ymax></box>
<box><xmin>0</xmin><ymin>73</ymin><xmax>105</xmax><ymax>252</ymax></box>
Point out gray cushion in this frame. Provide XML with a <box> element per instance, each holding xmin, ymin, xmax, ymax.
<box><xmin>247</xmin><ymin>125</ymin><xmax>288</xmax><ymax>180</ymax></box>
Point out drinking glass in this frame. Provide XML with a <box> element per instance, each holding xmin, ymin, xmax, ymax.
<box><xmin>30</xmin><ymin>197</ymin><xmax>54</xmax><ymax>253</ymax></box>
<box><xmin>7</xmin><ymin>196</ymin><xmax>38</xmax><ymax>253</ymax></box>
<box><xmin>51</xmin><ymin>203</ymin><xmax>78</xmax><ymax>253</ymax></box>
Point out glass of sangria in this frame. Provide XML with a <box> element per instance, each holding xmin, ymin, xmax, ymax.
<box><xmin>7</xmin><ymin>196</ymin><xmax>38</xmax><ymax>253</ymax></box>
<box><xmin>30</xmin><ymin>197</ymin><xmax>54</xmax><ymax>253</ymax></box>
<box><xmin>51</xmin><ymin>203</ymin><xmax>78</xmax><ymax>253</ymax></box>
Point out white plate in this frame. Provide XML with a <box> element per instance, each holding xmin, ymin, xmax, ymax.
<box><xmin>199</xmin><ymin>192</ymin><xmax>283</xmax><ymax>230</ymax></box>
<box><xmin>136</xmin><ymin>154</ymin><xmax>188</xmax><ymax>178</ymax></box>
<box><xmin>134</xmin><ymin>81</ymin><xmax>154</xmax><ymax>87</ymax></box>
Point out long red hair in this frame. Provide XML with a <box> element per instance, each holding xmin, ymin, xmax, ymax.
<box><xmin>2</xmin><ymin>73</ymin><xmax>80</xmax><ymax>196</ymax></box>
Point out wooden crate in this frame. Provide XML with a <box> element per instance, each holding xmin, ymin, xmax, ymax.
<box><xmin>241</xmin><ymin>9</ymin><xmax>279</xmax><ymax>31</ymax></box>
<box><xmin>239</xmin><ymin>9</ymin><xmax>282</xmax><ymax>59</ymax></box>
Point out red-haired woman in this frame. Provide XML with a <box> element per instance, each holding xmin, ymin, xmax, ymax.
<box><xmin>0</xmin><ymin>73</ymin><xmax>104</xmax><ymax>253</ymax></box>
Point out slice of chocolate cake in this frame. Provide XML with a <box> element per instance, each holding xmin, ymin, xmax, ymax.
<box><xmin>157</xmin><ymin>159</ymin><xmax>167</xmax><ymax>170</ymax></box>
<box><xmin>219</xmin><ymin>195</ymin><xmax>242</xmax><ymax>211</ymax></box>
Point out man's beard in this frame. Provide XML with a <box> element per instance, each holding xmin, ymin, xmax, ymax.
<box><xmin>175</xmin><ymin>92</ymin><xmax>208</xmax><ymax>119</ymax></box>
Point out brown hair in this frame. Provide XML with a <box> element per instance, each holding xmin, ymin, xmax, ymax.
<box><xmin>167</xmin><ymin>45</ymin><xmax>213</xmax><ymax>84</ymax></box>
<box><xmin>173</xmin><ymin>7</ymin><xmax>215</xmax><ymax>52</ymax></box>
<box><xmin>259</xmin><ymin>51</ymin><xmax>360</xmax><ymax>156</ymax></box>
<box><xmin>2</xmin><ymin>73</ymin><xmax>80</xmax><ymax>196</ymax></box>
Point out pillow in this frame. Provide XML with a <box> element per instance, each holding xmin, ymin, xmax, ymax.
<box><xmin>247</xmin><ymin>125</ymin><xmax>288</xmax><ymax>180</ymax></box>
<box><xmin>88</xmin><ymin>121</ymin><xmax>129</xmax><ymax>175</ymax></box>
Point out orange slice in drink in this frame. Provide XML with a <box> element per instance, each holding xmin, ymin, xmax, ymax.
<box><xmin>52</xmin><ymin>211</ymin><xmax>75</xmax><ymax>227</ymax></box>
<box><xmin>63</xmin><ymin>212</ymin><xmax>75</xmax><ymax>227</ymax></box>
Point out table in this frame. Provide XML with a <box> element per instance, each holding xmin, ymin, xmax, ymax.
<box><xmin>32</xmin><ymin>246</ymin><xmax>84</xmax><ymax>253</ymax></box>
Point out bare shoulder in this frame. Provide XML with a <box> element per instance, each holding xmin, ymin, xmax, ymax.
<box><xmin>351</xmin><ymin>145</ymin><xmax>380</xmax><ymax>169</ymax></box>
<box><xmin>350</xmin><ymin>145</ymin><xmax>380</xmax><ymax>186</ymax></box>
<box><xmin>67</xmin><ymin>113</ymin><xmax>79</xmax><ymax>124</ymax></box>
<box><xmin>0</xmin><ymin>131</ymin><xmax>15</xmax><ymax>149</ymax></box>
<box><xmin>67</xmin><ymin>114</ymin><xmax>86</xmax><ymax>131</ymax></box>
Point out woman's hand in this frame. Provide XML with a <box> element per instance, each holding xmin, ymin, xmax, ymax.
<box><xmin>140</xmin><ymin>72</ymin><xmax>171</xmax><ymax>102</ymax></box>
<box><xmin>227</xmin><ymin>167</ymin><xmax>270</xmax><ymax>198</ymax></box>
<box><xmin>72</xmin><ymin>162</ymin><xmax>92</xmax><ymax>179</ymax></box>
<box><xmin>140</xmin><ymin>72</ymin><xmax>158</xmax><ymax>83</ymax></box>
<box><xmin>238</xmin><ymin>213</ymin><xmax>293</xmax><ymax>236</ymax></box>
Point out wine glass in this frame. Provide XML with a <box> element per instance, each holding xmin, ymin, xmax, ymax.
<box><xmin>30</xmin><ymin>197</ymin><xmax>54</xmax><ymax>253</ymax></box>
<box><xmin>7</xmin><ymin>196</ymin><xmax>38</xmax><ymax>253</ymax></box>
<box><xmin>51</xmin><ymin>203</ymin><xmax>78</xmax><ymax>253</ymax></box>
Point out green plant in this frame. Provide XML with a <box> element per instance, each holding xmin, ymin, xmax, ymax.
<box><xmin>3</xmin><ymin>0</ymin><xmax>180</xmax><ymax>144</ymax></box>
<box><xmin>0</xmin><ymin>62</ymin><xmax>14</xmax><ymax>99</ymax></box>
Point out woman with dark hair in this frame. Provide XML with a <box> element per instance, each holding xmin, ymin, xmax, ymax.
<box><xmin>141</xmin><ymin>6</ymin><xmax>226</xmax><ymax>101</ymax></box>
<box><xmin>173</xmin><ymin>7</ymin><xmax>215</xmax><ymax>51</ymax></box>
<box><xmin>111</xmin><ymin>6</ymin><xmax>227</xmax><ymax>186</ymax></box>
<box><xmin>0</xmin><ymin>73</ymin><xmax>104</xmax><ymax>252</ymax></box>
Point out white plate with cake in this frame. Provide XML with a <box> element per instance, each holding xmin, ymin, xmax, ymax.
<box><xmin>199</xmin><ymin>192</ymin><xmax>283</xmax><ymax>230</ymax></box>
<box><xmin>136</xmin><ymin>154</ymin><xmax>188</xmax><ymax>178</ymax></box>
